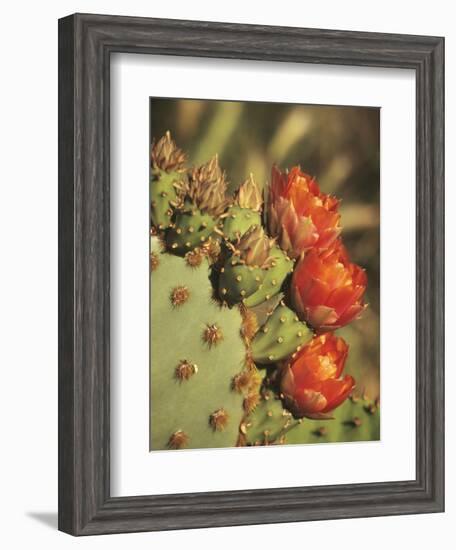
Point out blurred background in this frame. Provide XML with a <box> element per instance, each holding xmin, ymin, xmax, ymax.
<box><xmin>150</xmin><ymin>98</ymin><xmax>380</xmax><ymax>401</ymax></box>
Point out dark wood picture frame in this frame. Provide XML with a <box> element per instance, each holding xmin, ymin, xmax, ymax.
<box><xmin>58</xmin><ymin>13</ymin><xmax>445</xmax><ymax>535</ymax></box>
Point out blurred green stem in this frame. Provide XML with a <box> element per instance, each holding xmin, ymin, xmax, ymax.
<box><xmin>193</xmin><ymin>102</ymin><xmax>244</xmax><ymax>165</ymax></box>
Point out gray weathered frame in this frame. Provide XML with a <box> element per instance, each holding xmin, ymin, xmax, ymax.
<box><xmin>58</xmin><ymin>13</ymin><xmax>445</xmax><ymax>535</ymax></box>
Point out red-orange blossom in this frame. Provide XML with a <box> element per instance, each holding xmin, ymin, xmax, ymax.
<box><xmin>281</xmin><ymin>333</ymin><xmax>354</xmax><ymax>418</ymax></box>
<box><xmin>268</xmin><ymin>165</ymin><xmax>341</xmax><ymax>259</ymax></box>
<box><xmin>291</xmin><ymin>240</ymin><xmax>367</xmax><ymax>332</ymax></box>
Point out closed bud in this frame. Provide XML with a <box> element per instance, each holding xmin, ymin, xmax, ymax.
<box><xmin>236</xmin><ymin>174</ymin><xmax>263</xmax><ymax>211</ymax></box>
<box><xmin>237</xmin><ymin>226</ymin><xmax>274</xmax><ymax>269</ymax></box>
<box><xmin>186</xmin><ymin>155</ymin><xmax>229</xmax><ymax>216</ymax></box>
<box><xmin>151</xmin><ymin>131</ymin><xmax>187</xmax><ymax>173</ymax></box>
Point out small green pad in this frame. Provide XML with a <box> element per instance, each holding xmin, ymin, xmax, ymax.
<box><xmin>244</xmin><ymin>394</ymin><xmax>296</xmax><ymax>445</ymax></box>
<box><xmin>166</xmin><ymin>207</ymin><xmax>217</xmax><ymax>255</ymax></box>
<box><xmin>219</xmin><ymin>261</ymin><xmax>265</xmax><ymax>305</ymax></box>
<box><xmin>251</xmin><ymin>303</ymin><xmax>313</xmax><ymax>364</ymax></box>
<box><xmin>150</xmin><ymin>169</ymin><xmax>180</xmax><ymax>229</ymax></box>
<box><xmin>222</xmin><ymin>205</ymin><xmax>262</xmax><ymax>241</ymax></box>
<box><xmin>244</xmin><ymin>247</ymin><xmax>293</xmax><ymax>307</ymax></box>
<box><xmin>218</xmin><ymin>245</ymin><xmax>293</xmax><ymax>307</ymax></box>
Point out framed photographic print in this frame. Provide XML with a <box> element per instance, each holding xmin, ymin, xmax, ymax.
<box><xmin>58</xmin><ymin>13</ymin><xmax>444</xmax><ymax>535</ymax></box>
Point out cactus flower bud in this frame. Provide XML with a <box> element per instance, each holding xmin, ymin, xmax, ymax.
<box><xmin>166</xmin><ymin>156</ymin><xmax>230</xmax><ymax>254</ymax></box>
<box><xmin>150</xmin><ymin>131</ymin><xmax>187</xmax><ymax>230</ymax></box>
<box><xmin>236</xmin><ymin>225</ymin><xmax>275</xmax><ymax>269</ymax></box>
<box><xmin>151</xmin><ymin>131</ymin><xmax>187</xmax><ymax>173</ymax></box>
<box><xmin>218</xmin><ymin>226</ymin><xmax>292</xmax><ymax>307</ymax></box>
<box><xmin>185</xmin><ymin>155</ymin><xmax>229</xmax><ymax>217</ymax></box>
<box><xmin>291</xmin><ymin>241</ymin><xmax>367</xmax><ymax>332</ymax></box>
<box><xmin>223</xmin><ymin>175</ymin><xmax>263</xmax><ymax>241</ymax></box>
<box><xmin>281</xmin><ymin>333</ymin><xmax>354</xmax><ymax>418</ymax></box>
<box><xmin>268</xmin><ymin>165</ymin><xmax>341</xmax><ymax>259</ymax></box>
<box><xmin>237</xmin><ymin>174</ymin><xmax>263</xmax><ymax>212</ymax></box>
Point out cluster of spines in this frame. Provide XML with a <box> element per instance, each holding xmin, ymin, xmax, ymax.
<box><xmin>174</xmin><ymin>359</ymin><xmax>198</xmax><ymax>382</ymax></box>
<box><xmin>182</xmin><ymin>238</ymin><xmax>221</xmax><ymax>268</ymax></box>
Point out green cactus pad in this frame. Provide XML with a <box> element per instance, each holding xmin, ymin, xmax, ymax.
<box><xmin>166</xmin><ymin>207</ymin><xmax>218</xmax><ymax>255</ymax></box>
<box><xmin>244</xmin><ymin>247</ymin><xmax>294</xmax><ymax>307</ymax></box>
<box><xmin>284</xmin><ymin>395</ymin><xmax>380</xmax><ymax>445</ymax></box>
<box><xmin>150</xmin><ymin>238</ymin><xmax>247</xmax><ymax>450</ymax></box>
<box><xmin>218</xmin><ymin>261</ymin><xmax>265</xmax><ymax>306</ymax></box>
<box><xmin>222</xmin><ymin>205</ymin><xmax>262</xmax><ymax>241</ymax></box>
<box><xmin>218</xmin><ymin>245</ymin><xmax>292</xmax><ymax>307</ymax></box>
<box><xmin>150</xmin><ymin>169</ymin><xmax>182</xmax><ymax>229</ymax></box>
<box><xmin>243</xmin><ymin>381</ymin><xmax>379</xmax><ymax>446</ymax></box>
<box><xmin>244</xmin><ymin>392</ymin><xmax>297</xmax><ymax>445</ymax></box>
<box><xmin>251</xmin><ymin>303</ymin><xmax>313</xmax><ymax>365</ymax></box>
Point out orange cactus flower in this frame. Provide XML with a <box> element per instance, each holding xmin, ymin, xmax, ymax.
<box><xmin>281</xmin><ymin>333</ymin><xmax>354</xmax><ymax>419</ymax></box>
<box><xmin>268</xmin><ymin>165</ymin><xmax>341</xmax><ymax>259</ymax></box>
<box><xmin>291</xmin><ymin>240</ymin><xmax>367</xmax><ymax>332</ymax></box>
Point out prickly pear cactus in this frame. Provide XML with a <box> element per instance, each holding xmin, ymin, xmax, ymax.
<box><xmin>150</xmin><ymin>237</ymin><xmax>248</xmax><ymax>450</ymax></box>
<box><xmin>149</xmin><ymin>131</ymin><xmax>379</xmax><ymax>452</ymax></box>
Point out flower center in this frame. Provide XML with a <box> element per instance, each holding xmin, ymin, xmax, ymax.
<box><xmin>317</xmin><ymin>355</ymin><xmax>338</xmax><ymax>379</ymax></box>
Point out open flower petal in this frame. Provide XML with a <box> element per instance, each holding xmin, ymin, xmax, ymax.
<box><xmin>267</xmin><ymin>166</ymin><xmax>341</xmax><ymax>258</ymax></box>
<box><xmin>280</xmin><ymin>333</ymin><xmax>354</xmax><ymax>418</ymax></box>
<box><xmin>291</xmin><ymin>241</ymin><xmax>367</xmax><ymax>331</ymax></box>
